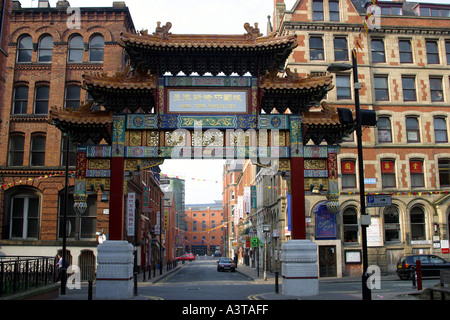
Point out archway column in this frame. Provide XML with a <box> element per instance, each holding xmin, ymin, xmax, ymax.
<box><xmin>281</xmin><ymin>115</ymin><xmax>319</xmax><ymax>297</ymax></box>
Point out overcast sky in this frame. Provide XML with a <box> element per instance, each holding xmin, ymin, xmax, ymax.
<box><xmin>38</xmin><ymin>0</ymin><xmax>449</xmax><ymax>203</ymax></box>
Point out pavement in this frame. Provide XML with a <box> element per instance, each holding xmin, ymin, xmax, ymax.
<box><xmin>53</xmin><ymin>261</ymin><xmax>424</xmax><ymax>301</ymax></box>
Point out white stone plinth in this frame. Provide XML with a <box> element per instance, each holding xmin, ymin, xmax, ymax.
<box><xmin>281</xmin><ymin>239</ymin><xmax>319</xmax><ymax>297</ymax></box>
<box><xmin>95</xmin><ymin>240</ymin><xmax>134</xmax><ymax>300</ymax></box>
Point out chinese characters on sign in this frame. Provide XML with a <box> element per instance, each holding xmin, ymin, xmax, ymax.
<box><xmin>168</xmin><ymin>90</ymin><xmax>247</xmax><ymax>113</ymax></box>
<box><xmin>127</xmin><ymin>193</ymin><xmax>136</xmax><ymax>236</ymax></box>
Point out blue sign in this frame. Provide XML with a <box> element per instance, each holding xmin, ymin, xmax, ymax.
<box><xmin>315</xmin><ymin>204</ymin><xmax>336</xmax><ymax>239</ymax></box>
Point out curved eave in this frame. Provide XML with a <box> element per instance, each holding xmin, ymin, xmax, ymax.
<box><xmin>259</xmin><ymin>74</ymin><xmax>333</xmax><ymax>91</ymax></box>
<box><xmin>120</xmin><ymin>30</ymin><xmax>297</xmax><ymax>51</ymax></box>
<box><xmin>82</xmin><ymin>74</ymin><xmax>157</xmax><ymax>91</ymax></box>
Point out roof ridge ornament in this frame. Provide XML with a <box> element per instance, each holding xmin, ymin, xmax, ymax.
<box><xmin>153</xmin><ymin>21</ymin><xmax>172</xmax><ymax>40</ymax></box>
<box><xmin>244</xmin><ymin>22</ymin><xmax>262</xmax><ymax>40</ymax></box>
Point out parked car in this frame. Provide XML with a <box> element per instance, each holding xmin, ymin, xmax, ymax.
<box><xmin>396</xmin><ymin>254</ymin><xmax>450</xmax><ymax>280</ymax></box>
<box><xmin>176</xmin><ymin>253</ymin><xmax>195</xmax><ymax>261</ymax></box>
<box><xmin>214</xmin><ymin>250</ymin><xmax>222</xmax><ymax>257</ymax></box>
<box><xmin>217</xmin><ymin>257</ymin><xmax>236</xmax><ymax>272</ymax></box>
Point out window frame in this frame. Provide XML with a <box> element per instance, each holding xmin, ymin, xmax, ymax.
<box><xmin>68</xmin><ymin>34</ymin><xmax>84</xmax><ymax>63</ymax></box>
<box><xmin>8</xmin><ymin>134</ymin><xmax>25</xmax><ymax>167</ymax></box>
<box><xmin>374</xmin><ymin>75</ymin><xmax>389</xmax><ymax>101</ymax></box>
<box><xmin>438</xmin><ymin>158</ymin><xmax>450</xmax><ymax>188</ymax></box>
<box><xmin>377</xmin><ymin>117</ymin><xmax>392</xmax><ymax>143</ymax></box>
<box><xmin>88</xmin><ymin>34</ymin><xmax>104</xmax><ymax>62</ymax></box>
<box><xmin>9</xmin><ymin>193</ymin><xmax>40</xmax><ymax>240</ymax></box>
<box><xmin>406</xmin><ymin>117</ymin><xmax>420</xmax><ymax>143</ymax></box>
<box><xmin>310</xmin><ymin>35</ymin><xmax>324</xmax><ymax>61</ymax></box>
<box><xmin>434</xmin><ymin>117</ymin><xmax>448</xmax><ymax>143</ymax></box>
<box><xmin>341</xmin><ymin>159</ymin><xmax>357</xmax><ymax>189</ymax></box>
<box><xmin>12</xmin><ymin>86</ymin><xmax>28</xmax><ymax>114</ymax></box>
<box><xmin>313</xmin><ymin>0</ymin><xmax>324</xmax><ymax>21</ymax></box>
<box><xmin>329</xmin><ymin>0</ymin><xmax>340</xmax><ymax>21</ymax></box>
<box><xmin>399</xmin><ymin>39</ymin><xmax>413</xmax><ymax>63</ymax></box>
<box><xmin>426</xmin><ymin>40</ymin><xmax>440</xmax><ymax>64</ymax></box>
<box><xmin>402</xmin><ymin>76</ymin><xmax>417</xmax><ymax>102</ymax></box>
<box><xmin>410</xmin><ymin>159</ymin><xmax>425</xmax><ymax>188</ymax></box>
<box><xmin>371</xmin><ymin>39</ymin><xmax>386</xmax><ymax>63</ymax></box>
<box><xmin>37</xmin><ymin>34</ymin><xmax>53</xmax><ymax>63</ymax></box>
<box><xmin>64</xmin><ymin>85</ymin><xmax>81</xmax><ymax>110</ymax></box>
<box><xmin>333</xmin><ymin>36</ymin><xmax>348</xmax><ymax>61</ymax></box>
<box><xmin>430</xmin><ymin>77</ymin><xmax>444</xmax><ymax>102</ymax></box>
<box><xmin>410</xmin><ymin>206</ymin><xmax>426</xmax><ymax>241</ymax></box>
<box><xmin>383</xmin><ymin>206</ymin><xmax>401</xmax><ymax>243</ymax></box>
<box><xmin>34</xmin><ymin>86</ymin><xmax>50</xmax><ymax>114</ymax></box>
<box><xmin>30</xmin><ymin>134</ymin><xmax>46</xmax><ymax>167</ymax></box>
<box><xmin>336</xmin><ymin>74</ymin><xmax>351</xmax><ymax>100</ymax></box>
<box><xmin>17</xmin><ymin>35</ymin><xmax>33</xmax><ymax>63</ymax></box>
<box><xmin>343</xmin><ymin>207</ymin><xmax>359</xmax><ymax>243</ymax></box>
<box><xmin>381</xmin><ymin>159</ymin><xmax>396</xmax><ymax>189</ymax></box>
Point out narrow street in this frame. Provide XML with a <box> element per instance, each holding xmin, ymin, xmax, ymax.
<box><xmin>137</xmin><ymin>259</ymin><xmax>275</xmax><ymax>300</ymax></box>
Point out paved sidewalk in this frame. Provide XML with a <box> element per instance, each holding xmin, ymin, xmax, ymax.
<box><xmin>234</xmin><ymin>263</ymin><xmax>422</xmax><ymax>300</ymax></box>
<box><xmin>54</xmin><ymin>263</ymin><xmax>188</xmax><ymax>300</ymax></box>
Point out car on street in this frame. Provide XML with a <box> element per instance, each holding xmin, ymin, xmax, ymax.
<box><xmin>217</xmin><ymin>257</ymin><xmax>236</xmax><ymax>272</ymax></box>
<box><xmin>396</xmin><ymin>254</ymin><xmax>450</xmax><ymax>280</ymax></box>
<box><xmin>214</xmin><ymin>250</ymin><xmax>222</xmax><ymax>257</ymax></box>
<box><xmin>176</xmin><ymin>253</ymin><xmax>195</xmax><ymax>261</ymax></box>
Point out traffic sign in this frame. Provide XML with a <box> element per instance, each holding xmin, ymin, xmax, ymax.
<box><xmin>366</xmin><ymin>194</ymin><xmax>392</xmax><ymax>207</ymax></box>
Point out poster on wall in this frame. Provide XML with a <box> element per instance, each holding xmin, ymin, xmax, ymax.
<box><xmin>367</xmin><ymin>217</ymin><xmax>383</xmax><ymax>247</ymax></box>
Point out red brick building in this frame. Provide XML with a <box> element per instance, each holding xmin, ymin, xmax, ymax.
<box><xmin>0</xmin><ymin>0</ymin><xmax>12</xmax><ymax>124</ymax></box>
<box><xmin>0</xmin><ymin>1</ymin><xmax>143</xmax><ymax>276</ymax></box>
<box><xmin>184</xmin><ymin>201</ymin><xmax>224</xmax><ymax>256</ymax></box>
<box><xmin>275</xmin><ymin>0</ymin><xmax>450</xmax><ymax>276</ymax></box>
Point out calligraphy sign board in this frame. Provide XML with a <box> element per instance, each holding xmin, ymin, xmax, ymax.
<box><xmin>168</xmin><ymin>90</ymin><xmax>247</xmax><ymax>113</ymax></box>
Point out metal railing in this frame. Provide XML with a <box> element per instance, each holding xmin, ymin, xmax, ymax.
<box><xmin>0</xmin><ymin>256</ymin><xmax>56</xmax><ymax>297</ymax></box>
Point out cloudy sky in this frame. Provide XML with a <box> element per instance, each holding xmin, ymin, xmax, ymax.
<box><xmin>38</xmin><ymin>0</ymin><xmax>449</xmax><ymax>203</ymax></box>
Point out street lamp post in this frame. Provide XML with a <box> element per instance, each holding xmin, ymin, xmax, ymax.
<box><xmin>328</xmin><ymin>49</ymin><xmax>372</xmax><ymax>301</ymax></box>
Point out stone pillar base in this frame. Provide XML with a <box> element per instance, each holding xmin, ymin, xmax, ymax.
<box><xmin>281</xmin><ymin>239</ymin><xmax>319</xmax><ymax>297</ymax></box>
<box><xmin>95</xmin><ymin>240</ymin><xmax>134</xmax><ymax>300</ymax></box>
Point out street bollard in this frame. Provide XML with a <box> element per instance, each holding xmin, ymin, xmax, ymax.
<box><xmin>416</xmin><ymin>260</ymin><xmax>422</xmax><ymax>291</ymax></box>
<box><xmin>134</xmin><ymin>272</ymin><xmax>138</xmax><ymax>296</ymax></box>
<box><xmin>411</xmin><ymin>266</ymin><xmax>416</xmax><ymax>289</ymax></box>
<box><xmin>88</xmin><ymin>280</ymin><xmax>92</xmax><ymax>300</ymax></box>
<box><xmin>275</xmin><ymin>271</ymin><xmax>279</xmax><ymax>294</ymax></box>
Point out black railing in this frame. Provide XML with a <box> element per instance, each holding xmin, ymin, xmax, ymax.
<box><xmin>0</xmin><ymin>256</ymin><xmax>56</xmax><ymax>297</ymax></box>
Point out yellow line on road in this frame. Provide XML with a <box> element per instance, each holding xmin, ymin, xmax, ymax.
<box><xmin>247</xmin><ymin>294</ymin><xmax>261</xmax><ymax>300</ymax></box>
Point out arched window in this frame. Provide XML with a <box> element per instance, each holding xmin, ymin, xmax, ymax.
<box><xmin>383</xmin><ymin>206</ymin><xmax>400</xmax><ymax>242</ymax></box>
<box><xmin>68</xmin><ymin>35</ymin><xmax>83</xmax><ymax>62</ymax></box>
<box><xmin>17</xmin><ymin>35</ymin><xmax>33</xmax><ymax>62</ymax></box>
<box><xmin>38</xmin><ymin>35</ymin><xmax>53</xmax><ymax>62</ymax></box>
<box><xmin>89</xmin><ymin>34</ymin><xmax>104</xmax><ymax>62</ymax></box>
<box><xmin>410</xmin><ymin>206</ymin><xmax>426</xmax><ymax>241</ymax></box>
<box><xmin>343</xmin><ymin>207</ymin><xmax>358</xmax><ymax>243</ymax></box>
<box><xmin>9</xmin><ymin>191</ymin><xmax>40</xmax><ymax>239</ymax></box>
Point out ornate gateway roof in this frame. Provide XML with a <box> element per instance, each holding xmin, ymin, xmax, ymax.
<box><xmin>120</xmin><ymin>22</ymin><xmax>297</xmax><ymax>76</ymax></box>
<box><xmin>49</xmin><ymin>103</ymin><xmax>113</xmax><ymax>145</ymax></box>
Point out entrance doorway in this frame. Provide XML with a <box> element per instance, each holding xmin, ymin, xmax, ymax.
<box><xmin>319</xmin><ymin>245</ymin><xmax>337</xmax><ymax>277</ymax></box>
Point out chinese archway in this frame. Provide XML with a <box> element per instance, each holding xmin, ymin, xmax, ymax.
<box><xmin>50</xmin><ymin>22</ymin><xmax>355</xmax><ymax>241</ymax></box>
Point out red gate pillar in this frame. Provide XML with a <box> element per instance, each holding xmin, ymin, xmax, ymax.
<box><xmin>109</xmin><ymin>115</ymin><xmax>126</xmax><ymax>240</ymax></box>
<box><xmin>109</xmin><ymin>156</ymin><xmax>124</xmax><ymax>240</ymax></box>
<box><xmin>290</xmin><ymin>156</ymin><xmax>306</xmax><ymax>240</ymax></box>
<box><xmin>288</xmin><ymin>115</ymin><xmax>306</xmax><ymax>239</ymax></box>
